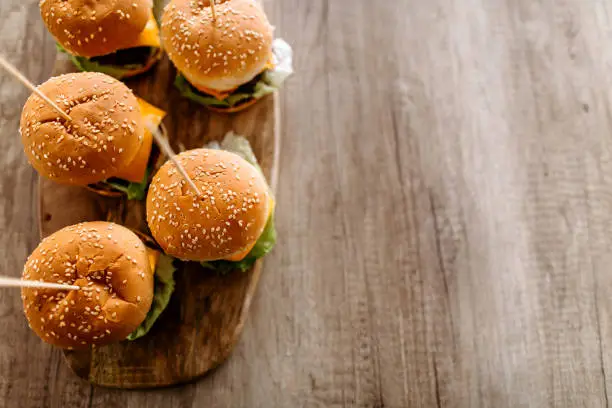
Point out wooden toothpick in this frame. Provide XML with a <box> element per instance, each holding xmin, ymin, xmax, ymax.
<box><xmin>210</xmin><ymin>0</ymin><xmax>217</xmax><ymax>21</ymax></box>
<box><xmin>0</xmin><ymin>54</ymin><xmax>72</xmax><ymax>122</ymax></box>
<box><xmin>0</xmin><ymin>276</ymin><xmax>80</xmax><ymax>291</ymax></box>
<box><xmin>147</xmin><ymin>122</ymin><xmax>202</xmax><ymax>196</ymax></box>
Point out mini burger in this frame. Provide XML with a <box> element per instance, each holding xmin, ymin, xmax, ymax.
<box><xmin>161</xmin><ymin>0</ymin><xmax>293</xmax><ymax>113</ymax></box>
<box><xmin>40</xmin><ymin>0</ymin><xmax>163</xmax><ymax>79</ymax></box>
<box><xmin>20</xmin><ymin>72</ymin><xmax>167</xmax><ymax>200</ymax></box>
<box><xmin>146</xmin><ymin>135</ymin><xmax>276</xmax><ymax>272</ymax></box>
<box><xmin>21</xmin><ymin>222</ymin><xmax>177</xmax><ymax>348</ymax></box>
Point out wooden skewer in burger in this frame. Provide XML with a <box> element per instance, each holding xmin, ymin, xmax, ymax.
<box><xmin>19</xmin><ymin>71</ymin><xmax>171</xmax><ymax>200</ymax></box>
<box><xmin>0</xmin><ymin>54</ymin><xmax>71</xmax><ymax>122</ymax></box>
<box><xmin>162</xmin><ymin>0</ymin><xmax>294</xmax><ymax>113</ymax></box>
<box><xmin>210</xmin><ymin>0</ymin><xmax>217</xmax><ymax>21</ymax></box>
<box><xmin>0</xmin><ymin>276</ymin><xmax>80</xmax><ymax>291</ymax></box>
<box><xmin>39</xmin><ymin>0</ymin><xmax>163</xmax><ymax>79</ymax></box>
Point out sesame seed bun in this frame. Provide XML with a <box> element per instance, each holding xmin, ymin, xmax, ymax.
<box><xmin>146</xmin><ymin>149</ymin><xmax>271</xmax><ymax>262</ymax></box>
<box><xmin>161</xmin><ymin>0</ymin><xmax>274</xmax><ymax>92</ymax></box>
<box><xmin>21</xmin><ymin>222</ymin><xmax>154</xmax><ymax>349</ymax></box>
<box><xmin>20</xmin><ymin>72</ymin><xmax>144</xmax><ymax>186</ymax></box>
<box><xmin>40</xmin><ymin>0</ymin><xmax>151</xmax><ymax>58</ymax></box>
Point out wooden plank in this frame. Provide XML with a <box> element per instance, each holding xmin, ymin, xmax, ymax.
<box><xmin>219</xmin><ymin>0</ymin><xmax>611</xmax><ymax>407</ymax></box>
<box><xmin>37</xmin><ymin>0</ymin><xmax>280</xmax><ymax>388</ymax></box>
<box><xmin>2</xmin><ymin>0</ymin><xmax>612</xmax><ymax>406</ymax></box>
<box><xmin>0</xmin><ymin>2</ymin><xmax>97</xmax><ymax>407</ymax></box>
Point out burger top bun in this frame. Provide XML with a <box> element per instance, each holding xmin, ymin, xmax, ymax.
<box><xmin>21</xmin><ymin>222</ymin><xmax>154</xmax><ymax>349</ymax></box>
<box><xmin>40</xmin><ymin>0</ymin><xmax>152</xmax><ymax>57</ymax></box>
<box><xmin>161</xmin><ymin>0</ymin><xmax>273</xmax><ymax>92</ymax></box>
<box><xmin>20</xmin><ymin>72</ymin><xmax>144</xmax><ymax>186</ymax></box>
<box><xmin>146</xmin><ymin>148</ymin><xmax>271</xmax><ymax>262</ymax></box>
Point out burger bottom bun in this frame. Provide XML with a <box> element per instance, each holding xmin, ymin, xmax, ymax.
<box><xmin>206</xmin><ymin>97</ymin><xmax>260</xmax><ymax>114</ymax></box>
<box><xmin>120</xmin><ymin>48</ymin><xmax>164</xmax><ymax>79</ymax></box>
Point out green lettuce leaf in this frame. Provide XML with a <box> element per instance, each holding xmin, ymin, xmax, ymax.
<box><xmin>105</xmin><ymin>166</ymin><xmax>151</xmax><ymax>201</ymax></box>
<box><xmin>201</xmin><ymin>214</ymin><xmax>276</xmax><ymax>274</ymax></box>
<box><xmin>126</xmin><ymin>254</ymin><xmax>177</xmax><ymax>340</ymax></box>
<box><xmin>252</xmin><ymin>81</ymin><xmax>278</xmax><ymax>100</ymax></box>
<box><xmin>201</xmin><ymin>133</ymin><xmax>277</xmax><ymax>274</ymax></box>
<box><xmin>219</xmin><ymin>131</ymin><xmax>261</xmax><ymax>170</ymax></box>
<box><xmin>56</xmin><ymin>42</ymin><xmax>147</xmax><ymax>80</ymax></box>
<box><xmin>174</xmin><ymin>74</ymin><xmax>247</xmax><ymax>108</ymax></box>
<box><xmin>71</xmin><ymin>56</ymin><xmax>139</xmax><ymax>80</ymax></box>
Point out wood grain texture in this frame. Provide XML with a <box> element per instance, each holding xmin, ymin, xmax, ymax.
<box><xmin>35</xmin><ymin>0</ymin><xmax>280</xmax><ymax>388</ymax></box>
<box><xmin>38</xmin><ymin>96</ymin><xmax>278</xmax><ymax>388</ymax></box>
<box><xmin>2</xmin><ymin>0</ymin><xmax>612</xmax><ymax>406</ymax></box>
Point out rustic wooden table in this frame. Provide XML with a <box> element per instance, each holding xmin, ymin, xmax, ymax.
<box><xmin>1</xmin><ymin>0</ymin><xmax>612</xmax><ymax>407</ymax></box>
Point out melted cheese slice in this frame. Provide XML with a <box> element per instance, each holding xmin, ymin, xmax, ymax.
<box><xmin>192</xmin><ymin>56</ymin><xmax>277</xmax><ymax>101</ymax></box>
<box><xmin>224</xmin><ymin>196</ymin><xmax>275</xmax><ymax>262</ymax></box>
<box><xmin>146</xmin><ymin>247</ymin><xmax>160</xmax><ymax>273</ymax></box>
<box><xmin>264</xmin><ymin>58</ymin><xmax>276</xmax><ymax>71</ymax></box>
<box><xmin>113</xmin><ymin>97</ymin><xmax>166</xmax><ymax>183</ymax></box>
<box><xmin>120</xmin><ymin>12</ymin><xmax>161</xmax><ymax>50</ymax></box>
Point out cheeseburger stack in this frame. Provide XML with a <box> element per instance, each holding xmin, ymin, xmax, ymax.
<box><xmin>147</xmin><ymin>148</ymin><xmax>275</xmax><ymax>270</ymax></box>
<box><xmin>162</xmin><ymin>0</ymin><xmax>293</xmax><ymax>112</ymax></box>
<box><xmin>40</xmin><ymin>0</ymin><xmax>163</xmax><ymax>79</ymax></box>
<box><xmin>20</xmin><ymin>72</ymin><xmax>166</xmax><ymax>199</ymax></box>
<box><xmin>22</xmin><ymin>222</ymin><xmax>155</xmax><ymax>348</ymax></box>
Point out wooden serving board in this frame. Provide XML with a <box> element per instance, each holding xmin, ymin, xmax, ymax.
<box><xmin>37</xmin><ymin>0</ymin><xmax>279</xmax><ymax>389</ymax></box>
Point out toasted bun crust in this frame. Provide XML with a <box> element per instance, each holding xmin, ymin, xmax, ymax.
<box><xmin>206</xmin><ymin>97</ymin><xmax>258</xmax><ymax>113</ymax></box>
<box><xmin>161</xmin><ymin>0</ymin><xmax>273</xmax><ymax>92</ymax></box>
<box><xmin>40</xmin><ymin>0</ymin><xmax>151</xmax><ymax>57</ymax></box>
<box><xmin>146</xmin><ymin>148</ymin><xmax>270</xmax><ymax>261</ymax></box>
<box><xmin>21</xmin><ymin>222</ymin><xmax>154</xmax><ymax>349</ymax></box>
<box><xmin>20</xmin><ymin>72</ymin><xmax>144</xmax><ymax>186</ymax></box>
